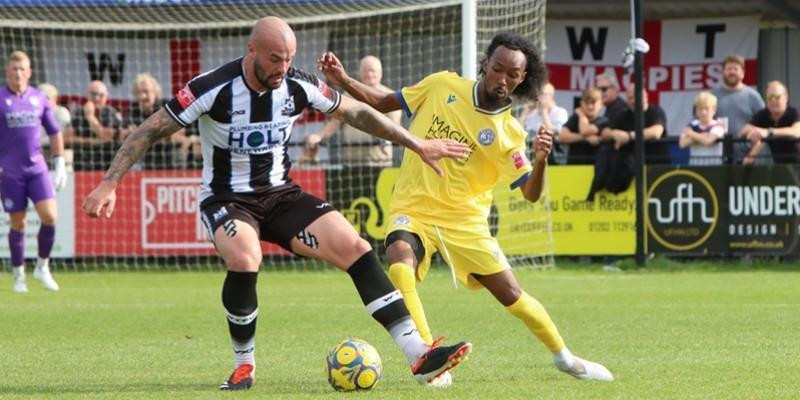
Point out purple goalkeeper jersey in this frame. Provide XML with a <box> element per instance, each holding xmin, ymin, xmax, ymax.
<box><xmin>0</xmin><ymin>85</ymin><xmax>60</xmax><ymax>175</ymax></box>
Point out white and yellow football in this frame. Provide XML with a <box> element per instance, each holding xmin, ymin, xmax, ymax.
<box><xmin>325</xmin><ymin>338</ymin><xmax>382</xmax><ymax>391</ymax></box>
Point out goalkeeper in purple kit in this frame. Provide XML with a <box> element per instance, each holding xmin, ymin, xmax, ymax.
<box><xmin>1</xmin><ymin>51</ymin><xmax>66</xmax><ymax>292</ymax></box>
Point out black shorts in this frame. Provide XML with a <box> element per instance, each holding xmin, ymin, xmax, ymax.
<box><xmin>199</xmin><ymin>184</ymin><xmax>336</xmax><ymax>252</ymax></box>
<box><xmin>385</xmin><ymin>230</ymin><xmax>426</xmax><ymax>264</ymax></box>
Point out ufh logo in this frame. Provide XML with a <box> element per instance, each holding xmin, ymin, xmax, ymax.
<box><xmin>647</xmin><ymin>169</ymin><xmax>718</xmax><ymax>251</ymax></box>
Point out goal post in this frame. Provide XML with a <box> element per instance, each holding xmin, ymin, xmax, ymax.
<box><xmin>0</xmin><ymin>0</ymin><xmax>551</xmax><ymax>270</ymax></box>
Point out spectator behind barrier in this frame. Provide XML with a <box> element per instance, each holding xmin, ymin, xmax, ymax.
<box><xmin>740</xmin><ymin>81</ymin><xmax>800</xmax><ymax>164</ymax></box>
<box><xmin>679</xmin><ymin>91</ymin><xmax>725</xmax><ymax>165</ymax></box>
<box><xmin>711</xmin><ymin>53</ymin><xmax>767</xmax><ymax>164</ymax></box>
<box><xmin>519</xmin><ymin>82</ymin><xmax>568</xmax><ymax>164</ymax></box>
<box><xmin>559</xmin><ymin>88</ymin><xmax>606</xmax><ymax>165</ymax></box>
<box><xmin>66</xmin><ymin>80</ymin><xmax>121</xmax><ymax>170</ymax></box>
<box><xmin>304</xmin><ymin>55</ymin><xmax>400</xmax><ymax>167</ymax></box>
<box><xmin>37</xmin><ymin>83</ymin><xmax>72</xmax><ymax>150</ymax></box>
<box><xmin>604</xmin><ymin>85</ymin><xmax>669</xmax><ymax>164</ymax></box>
<box><xmin>37</xmin><ymin>83</ymin><xmax>71</xmax><ymax>134</ymax></box>
<box><xmin>596</xmin><ymin>73</ymin><xmax>627</xmax><ymax>124</ymax></box>
<box><xmin>123</xmin><ymin>73</ymin><xmax>191</xmax><ymax>169</ymax></box>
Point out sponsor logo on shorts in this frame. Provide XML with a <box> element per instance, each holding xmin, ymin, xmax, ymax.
<box><xmin>393</xmin><ymin>215</ymin><xmax>410</xmax><ymax>226</ymax></box>
<box><xmin>316</xmin><ymin>202</ymin><xmax>330</xmax><ymax>209</ymax></box>
<box><xmin>212</xmin><ymin>206</ymin><xmax>229</xmax><ymax>222</ymax></box>
<box><xmin>223</xmin><ymin>219</ymin><xmax>237</xmax><ymax>237</ymax></box>
<box><xmin>296</xmin><ymin>229</ymin><xmax>319</xmax><ymax>249</ymax></box>
<box><xmin>4</xmin><ymin>198</ymin><xmax>13</xmax><ymax>209</ymax></box>
<box><xmin>477</xmin><ymin>128</ymin><xmax>495</xmax><ymax>146</ymax></box>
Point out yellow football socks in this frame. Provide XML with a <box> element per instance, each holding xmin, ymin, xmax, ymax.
<box><xmin>506</xmin><ymin>291</ymin><xmax>565</xmax><ymax>352</ymax></box>
<box><xmin>388</xmin><ymin>262</ymin><xmax>434</xmax><ymax>345</ymax></box>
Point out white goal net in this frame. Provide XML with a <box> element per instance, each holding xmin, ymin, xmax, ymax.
<box><xmin>0</xmin><ymin>0</ymin><xmax>550</xmax><ymax>270</ymax></box>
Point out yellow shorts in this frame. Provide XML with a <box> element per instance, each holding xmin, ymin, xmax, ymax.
<box><xmin>385</xmin><ymin>212</ymin><xmax>511</xmax><ymax>290</ymax></box>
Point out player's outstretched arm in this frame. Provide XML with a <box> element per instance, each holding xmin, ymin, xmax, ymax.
<box><xmin>520</xmin><ymin>126</ymin><xmax>553</xmax><ymax>202</ymax></box>
<box><xmin>82</xmin><ymin>108</ymin><xmax>181</xmax><ymax>218</ymax></box>
<box><xmin>317</xmin><ymin>52</ymin><xmax>402</xmax><ymax>113</ymax></box>
<box><xmin>331</xmin><ymin>96</ymin><xmax>467</xmax><ymax>175</ymax></box>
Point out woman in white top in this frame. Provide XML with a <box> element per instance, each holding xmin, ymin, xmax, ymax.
<box><xmin>37</xmin><ymin>83</ymin><xmax>72</xmax><ymax>145</ymax></box>
<box><xmin>518</xmin><ymin>82</ymin><xmax>568</xmax><ymax>164</ymax></box>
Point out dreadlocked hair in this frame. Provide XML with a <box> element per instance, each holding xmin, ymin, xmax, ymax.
<box><xmin>479</xmin><ymin>32</ymin><xmax>547</xmax><ymax>102</ymax></box>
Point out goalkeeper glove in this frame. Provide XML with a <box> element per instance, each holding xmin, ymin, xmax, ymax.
<box><xmin>53</xmin><ymin>155</ymin><xmax>67</xmax><ymax>192</ymax></box>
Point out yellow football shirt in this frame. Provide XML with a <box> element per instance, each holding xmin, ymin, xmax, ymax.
<box><xmin>392</xmin><ymin>71</ymin><xmax>533</xmax><ymax>229</ymax></box>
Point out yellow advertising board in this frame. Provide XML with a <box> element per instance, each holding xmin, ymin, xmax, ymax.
<box><xmin>493</xmin><ymin>165</ymin><xmax>636</xmax><ymax>255</ymax></box>
<box><xmin>341</xmin><ymin>165</ymin><xmax>635</xmax><ymax>256</ymax></box>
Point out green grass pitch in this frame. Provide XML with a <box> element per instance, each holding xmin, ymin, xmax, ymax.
<box><xmin>1</xmin><ymin>264</ymin><xmax>798</xmax><ymax>399</ymax></box>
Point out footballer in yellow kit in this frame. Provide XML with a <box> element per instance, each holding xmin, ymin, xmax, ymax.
<box><xmin>318</xmin><ymin>33</ymin><xmax>614</xmax><ymax>384</ymax></box>
<box><xmin>388</xmin><ymin>69</ymin><xmax>532</xmax><ymax>289</ymax></box>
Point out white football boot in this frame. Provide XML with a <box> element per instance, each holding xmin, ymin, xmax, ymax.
<box><xmin>33</xmin><ymin>259</ymin><xmax>60</xmax><ymax>291</ymax></box>
<box><xmin>558</xmin><ymin>356</ymin><xmax>614</xmax><ymax>381</ymax></box>
<box><xmin>12</xmin><ymin>267</ymin><xmax>28</xmax><ymax>293</ymax></box>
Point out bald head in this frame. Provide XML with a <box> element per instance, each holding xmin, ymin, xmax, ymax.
<box><xmin>766</xmin><ymin>80</ymin><xmax>788</xmax><ymax>115</ymax></box>
<box><xmin>247</xmin><ymin>16</ymin><xmax>297</xmax><ymax>90</ymax></box>
<box><xmin>360</xmin><ymin>55</ymin><xmax>381</xmax><ymax>71</ymax></box>
<box><xmin>88</xmin><ymin>80</ymin><xmax>107</xmax><ymax>93</ymax></box>
<box><xmin>87</xmin><ymin>80</ymin><xmax>109</xmax><ymax>106</ymax></box>
<box><xmin>766</xmin><ymin>80</ymin><xmax>787</xmax><ymax>96</ymax></box>
<box><xmin>359</xmin><ymin>55</ymin><xmax>383</xmax><ymax>87</ymax></box>
<box><xmin>250</xmin><ymin>16</ymin><xmax>296</xmax><ymax>54</ymax></box>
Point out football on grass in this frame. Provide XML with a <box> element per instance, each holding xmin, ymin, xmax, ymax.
<box><xmin>325</xmin><ymin>338</ymin><xmax>382</xmax><ymax>391</ymax></box>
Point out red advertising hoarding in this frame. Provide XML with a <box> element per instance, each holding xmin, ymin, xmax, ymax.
<box><xmin>75</xmin><ymin>169</ymin><xmax>325</xmax><ymax>256</ymax></box>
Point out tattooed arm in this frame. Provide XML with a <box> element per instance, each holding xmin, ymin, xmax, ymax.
<box><xmin>330</xmin><ymin>96</ymin><xmax>468</xmax><ymax>176</ymax></box>
<box><xmin>330</xmin><ymin>96</ymin><xmax>417</xmax><ymax>151</ymax></box>
<box><xmin>103</xmin><ymin>108</ymin><xmax>181</xmax><ymax>182</ymax></box>
<box><xmin>82</xmin><ymin>108</ymin><xmax>182</xmax><ymax>218</ymax></box>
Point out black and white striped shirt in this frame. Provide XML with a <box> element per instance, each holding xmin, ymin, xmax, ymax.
<box><xmin>165</xmin><ymin>57</ymin><xmax>341</xmax><ymax>202</ymax></box>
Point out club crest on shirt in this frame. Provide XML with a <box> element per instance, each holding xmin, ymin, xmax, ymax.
<box><xmin>477</xmin><ymin>128</ymin><xmax>495</xmax><ymax>146</ymax></box>
<box><xmin>281</xmin><ymin>97</ymin><xmax>295</xmax><ymax>116</ymax></box>
<box><xmin>393</xmin><ymin>215</ymin><xmax>410</xmax><ymax>226</ymax></box>
<box><xmin>4</xmin><ymin>98</ymin><xmax>11</xmax><ymax>107</ymax></box>
<box><xmin>29</xmin><ymin>96</ymin><xmax>39</xmax><ymax>106</ymax></box>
